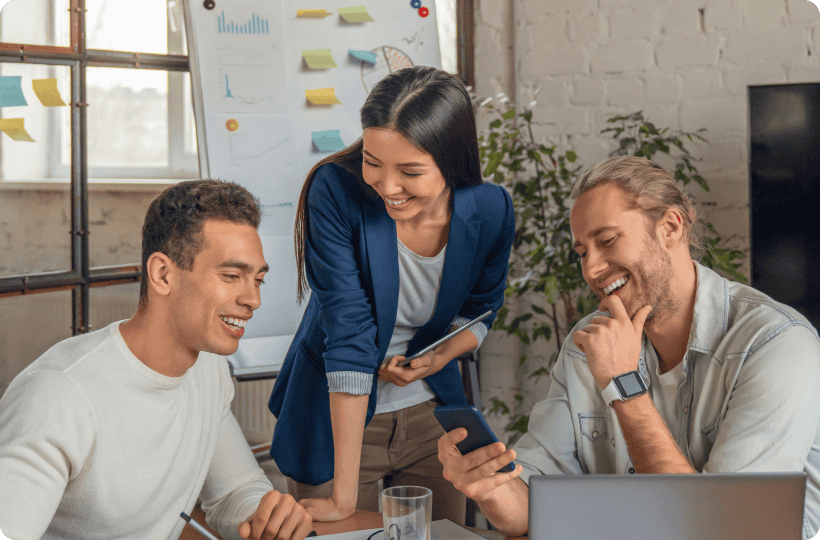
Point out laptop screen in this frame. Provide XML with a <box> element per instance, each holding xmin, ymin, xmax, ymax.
<box><xmin>528</xmin><ymin>473</ymin><xmax>806</xmax><ymax>540</ymax></box>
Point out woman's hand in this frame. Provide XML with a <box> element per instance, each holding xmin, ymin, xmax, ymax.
<box><xmin>377</xmin><ymin>354</ymin><xmax>436</xmax><ymax>386</ymax></box>
<box><xmin>299</xmin><ymin>496</ymin><xmax>355</xmax><ymax>522</ymax></box>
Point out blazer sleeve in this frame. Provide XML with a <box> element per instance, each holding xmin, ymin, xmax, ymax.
<box><xmin>305</xmin><ymin>165</ymin><xmax>381</xmax><ymax>375</ymax></box>
<box><xmin>459</xmin><ymin>184</ymin><xmax>515</xmax><ymax>330</ymax></box>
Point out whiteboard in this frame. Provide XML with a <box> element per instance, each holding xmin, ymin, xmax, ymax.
<box><xmin>183</xmin><ymin>0</ymin><xmax>442</xmax><ymax>376</ymax></box>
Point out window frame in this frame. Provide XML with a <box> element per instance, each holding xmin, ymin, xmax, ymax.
<box><xmin>0</xmin><ymin>0</ymin><xmax>475</xmax><ymax>337</ymax></box>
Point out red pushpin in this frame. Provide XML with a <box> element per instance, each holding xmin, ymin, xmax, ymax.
<box><xmin>419</xmin><ymin>6</ymin><xmax>429</xmax><ymax>17</ymax></box>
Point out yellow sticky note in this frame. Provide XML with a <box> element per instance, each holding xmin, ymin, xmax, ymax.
<box><xmin>0</xmin><ymin>118</ymin><xmax>36</xmax><ymax>142</ymax></box>
<box><xmin>297</xmin><ymin>9</ymin><xmax>332</xmax><ymax>18</ymax></box>
<box><xmin>32</xmin><ymin>78</ymin><xmax>67</xmax><ymax>107</ymax></box>
<box><xmin>306</xmin><ymin>88</ymin><xmax>342</xmax><ymax>105</ymax></box>
<box><xmin>302</xmin><ymin>49</ymin><xmax>337</xmax><ymax>69</ymax></box>
<box><xmin>338</xmin><ymin>6</ymin><xmax>374</xmax><ymax>22</ymax></box>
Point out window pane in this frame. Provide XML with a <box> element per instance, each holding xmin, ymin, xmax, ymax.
<box><xmin>0</xmin><ymin>0</ymin><xmax>70</xmax><ymax>48</ymax></box>
<box><xmin>90</xmin><ymin>282</ymin><xmax>139</xmax><ymax>332</ymax></box>
<box><xmin>0</xmin><ymin>62</ymin><xmax>71</xmax><ymax>182</ymax></box>
<box><xmin>89</xmin><ymin>188</ymin><xmax>160</xmax><ymax>268</ymax></box>
<box><xmin>0</xmin><ymin>290</ymin><xmax>72</xmax><ymax>398</ymax></box>
<box><xmin>86</xmin><ymin>0</ymin><xmax>169</xmax><ymax>54</ymax></box>
<box><xmin>86</xmin><ymin>67</ymin><xmax>169</xmax><ymax>168</ymax></box>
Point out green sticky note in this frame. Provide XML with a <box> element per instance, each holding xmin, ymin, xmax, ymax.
<box><xmin>338</xmin><ymin>6</ymin><xmax>374</xmax><ymax>23</ymax></box>
<box><xmin>312</xmin><ymin>130</ymin><xmax>345</xmax><ymax>152</ymax></box>
<box><xmin>349</xmin><ymin>49</ymin><xmax>377</xmax><ymax>64</ymax></box>
<box><xmin>302</xmin><ymin>49</ymin><xmax>338</xmax><ymax>69</ymax></box>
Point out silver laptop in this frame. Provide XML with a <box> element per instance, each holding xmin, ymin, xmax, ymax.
<box><xmin>529</xmin><ymin>472</ymin><xmax>806</xmax><ymax>540</ymax></box>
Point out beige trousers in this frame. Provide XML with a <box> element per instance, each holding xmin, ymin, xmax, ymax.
<box><xmin>287</xmin><ymin>399</ymin><xmax>467</xmax><ymax>526</ymax></box>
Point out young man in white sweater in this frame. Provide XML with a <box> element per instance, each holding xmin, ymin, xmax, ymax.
<box><xmin>0</xmin><ymin>180</ymin><xmax>312</xmax><ymax>540</ymax></box>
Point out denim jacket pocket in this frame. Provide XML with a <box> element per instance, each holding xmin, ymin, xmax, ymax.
<box><xmin>578</xmin><ymin>412</ymin><xmax>614</xmax><ymax>474</ymax></box>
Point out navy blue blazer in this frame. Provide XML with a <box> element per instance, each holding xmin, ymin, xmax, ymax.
<box><xmin>269</xmin><ymin>163</ymin><xmax>515</xmax><ymax>485</ymax></box>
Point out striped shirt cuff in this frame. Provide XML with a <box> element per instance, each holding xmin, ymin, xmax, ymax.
<box><xmin>452</xmin><ymin>315</ymin><xmax>488</xmax><ymax>349</ymax></box>
<box><xmin>327</xmin><ymin>371</ymin><xmax>373</xmax><ymax>395</ymax></box>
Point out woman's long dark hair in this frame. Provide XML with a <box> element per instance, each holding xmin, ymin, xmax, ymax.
<box><xmin>294</xmin><ymin>66</ymin><xmax>483</xmax><ymax>302</ymax></box>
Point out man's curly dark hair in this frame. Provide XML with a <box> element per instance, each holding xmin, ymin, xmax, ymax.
<box><xmin>139</xmin><ymin>179</ymin><xmax>261</xmax><ymax>304</ymax></box>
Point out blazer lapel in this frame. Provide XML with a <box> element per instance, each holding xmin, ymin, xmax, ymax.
<box><xmin>408</xmin><ymin>188</ymin><xmax>480</xmax><ymax>352</ymax></box>
<box><xmin>363</xmin><ymin>198</ymin><xmax>399</xmax><ymax>355</ymax></box>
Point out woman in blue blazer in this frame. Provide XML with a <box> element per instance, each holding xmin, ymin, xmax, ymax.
<box><xmin>269</xmin><ymin>66</ymin><xmax>514</xmax><ymax>525</ymax></box>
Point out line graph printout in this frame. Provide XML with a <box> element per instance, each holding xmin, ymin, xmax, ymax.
<box><xmin>217</xmin><ymin>63</ymin><xmax>287</xmax><ymax>112</ymax></box>
<box><xmin>194</xmin><ymin>1</ymin><xmax>288</xmax><ymax>115</ymax></box>
<box><xmin>210</xmin><ymin>113</ymin><xmax>300</xmax><ymax>237</ymax></box>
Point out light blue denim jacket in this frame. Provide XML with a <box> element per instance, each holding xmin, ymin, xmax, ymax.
<box><xmin>514</xmin><ymin>263</ymin><xmax>820</xmax><ymax>539</ymax></box>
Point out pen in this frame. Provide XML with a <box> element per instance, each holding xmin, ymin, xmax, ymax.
<box><xmin>180</xmin><ymin>512</ymin><xmax>221</xmax><ymax>540</ymax></box>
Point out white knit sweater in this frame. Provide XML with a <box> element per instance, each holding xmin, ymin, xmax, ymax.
<box><xmin>0</xmin><ymin>321</ymin><xmax>272</xmax><ymax>540</ymax></box>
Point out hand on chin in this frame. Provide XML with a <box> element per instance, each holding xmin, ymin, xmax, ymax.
<box><xmin>574</xmin><ymin>294</ymin><xmax>652</xmax><ymax>389</ymax></box>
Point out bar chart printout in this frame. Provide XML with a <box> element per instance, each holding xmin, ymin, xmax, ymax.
<box><xmin>217</xmin><ymin>11</ymin><xmax>269</xmax><ymax>34</ymax></box>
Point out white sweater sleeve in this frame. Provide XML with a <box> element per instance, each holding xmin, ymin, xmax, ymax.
<box><xmin>199</xmin><ymin>367</ymin><xmax>273</xmax><ymax>540</ymax></box>
<box><xmin>0</xmin><ymin>370</ymin><xmax>95</xmax><ymax>540</ymax></box>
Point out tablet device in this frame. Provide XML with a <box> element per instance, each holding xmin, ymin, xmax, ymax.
<box><xmin>397</xmin><ymin>310</ymin><xmax>492</xmax><ymax>367</ymax></box>
<box><xmin>433</xmin><ymin>405</ymin><xmax>515</xmax><ymax>473</ymax></box>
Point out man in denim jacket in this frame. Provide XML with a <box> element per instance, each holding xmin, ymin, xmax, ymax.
<box><xmin>438</xmin><ymin>156</ymin><xmax>820</xmax><ymax>539</ymax></box>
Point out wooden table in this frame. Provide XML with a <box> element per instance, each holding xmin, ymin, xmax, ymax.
<box><xmin>180</xmin><ymin>508</ymin><xmax>385</xmax><ymax>539</ymax></box>
<box><xmin>179</xmin><ymin>507</ymin><xmax>384</xmax><ymax>540</ymax></box>
<box><xmin>180</xmin><ymin>507</ymin><xmax>514</xmax><ymax>540</ymax></box>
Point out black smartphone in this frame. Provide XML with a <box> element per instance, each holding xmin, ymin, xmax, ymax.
<box><xmin>433</xmin><ymin>405</ymin><xmax>515</xmax><ymax>473</ymax></box>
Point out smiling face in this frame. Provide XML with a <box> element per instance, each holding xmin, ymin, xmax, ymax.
<box><xmin>170</xmin><ymin>219</ymin><xmax>268</xmax><ymax>358</ymax></box>
<box><xmin>361</xmin><ymin>127</ymin><xmax>450</xmax><ymax>223</ymax></box>
<box><xmin>570</xmin><ymin>183</ymin><xmax>676</xmax><ymax>320</ymax></box>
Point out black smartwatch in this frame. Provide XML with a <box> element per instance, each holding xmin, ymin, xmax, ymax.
<box><xmin>601</xmin><ymin>370</ymin><xmax>647</xmax><ymax>405</ymax></box>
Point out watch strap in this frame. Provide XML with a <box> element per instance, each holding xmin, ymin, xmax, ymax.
<box><xmin>601</xmin><ymin>379</ymin><xmax>623</xmax><ymax>405</ymax></box>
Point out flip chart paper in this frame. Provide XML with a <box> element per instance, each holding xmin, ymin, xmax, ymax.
<box><xmin>0</xmin><ymin>118</ymin><xmax>35</xmax><ymax>141</ymax></box>
<box><xmin>0</xmin><ymin>76</ymin><xmax>28</xmax><ymax>107</ymax></box>
<box><xmin>349</xmin><ymin>49</ymin><xmax>377</xmax><ymax>64</ymax></box>
<box><xmin>338</xmin><ymin>6</ymin><xmax>374</xmax><ymax>22</ymax></box>
<box><xmin>306</xmin><ymin>88</ymin><xmax>342</xmax><ymax>105</ymax></box>
<box><xmin>297</xmin><ymin>9</ymin><xmax>331</xmax><ymax>18</ymax></box>
<box><xmin>32</xmin><ymin>78</ymin><xmax>67</xmax><ymax>106</ymax></box>
<box><xmin>312</xmin><ymin>130</ymin><xmax>345</xmax><ymax>152</ymax></box>
<box><xmin>302</xmin><ymin>49</ymin><xmax>337</xmax><ymax>69</ymax></box>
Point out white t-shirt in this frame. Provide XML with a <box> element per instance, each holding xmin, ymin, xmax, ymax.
<box><xmin>0</xmin><ymin>321</ymin><xmax>272</xmax><ymax>540</ymax></box>
<box><xmin>647</xmin><ymin>352</ymin><xmax>687</xmax><ymax>447</ymax></box>
<box><xmin>375</xmin><ymin>239</ymin><xmax>445</xmax><ymax>413</ymax></box>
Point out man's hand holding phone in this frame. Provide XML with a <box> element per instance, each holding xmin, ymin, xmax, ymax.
<box><xmin>434</xmin><ymin>406</ymin><xmax>522</xmax><ymax>501</ymax></box>
<box><xmin>437</xmin><ymin>426</ymin><xmax>522</xmax><ymax>502</ymax></box>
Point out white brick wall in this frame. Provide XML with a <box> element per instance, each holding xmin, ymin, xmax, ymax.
<box><xmin>474</xmin><ymin>0</ymin><xmax>820</xmax><ymax>421</ymax></box>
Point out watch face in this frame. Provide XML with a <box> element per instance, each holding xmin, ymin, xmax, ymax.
<box><xmin>614</xmin><ymin>371</ymin><xmax>647</xmax><ymax>398</ymax></box>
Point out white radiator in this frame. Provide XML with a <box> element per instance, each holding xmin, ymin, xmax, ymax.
<box><xmin>231</xmin><ymin>378</ymin><xmax>278</xmax><ymax>445</ymax></box>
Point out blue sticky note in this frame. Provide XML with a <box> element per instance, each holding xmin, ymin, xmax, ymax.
<box><xmin>312</xmin><ymin>130</ymin><xmax>346</xmax><ymax>152</ymax></box>
<box><xmin>0</xmin><ymin>76</ymin><xmax>28</xmax><ymax>107</ymax></box>
<box><xmin>349</xmin><ymin>49</ymin><xmax>377</xmax><ymax>64</ymax></box>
